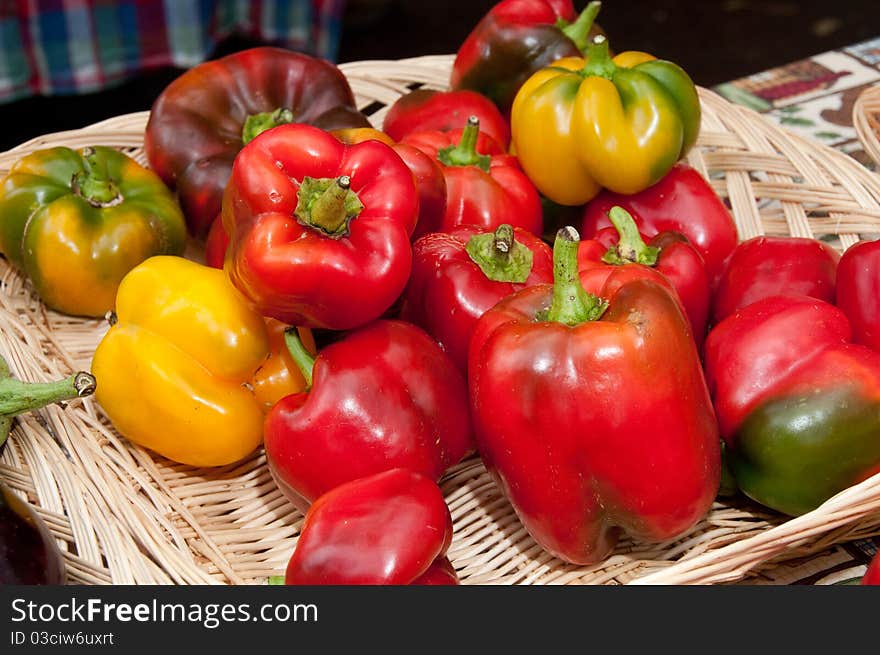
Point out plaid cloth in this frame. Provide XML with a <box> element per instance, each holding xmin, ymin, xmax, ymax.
<box><xmin>0</xmin><ymin>0</ymin><xmax>346</xmax><ymax>103</ymax></box>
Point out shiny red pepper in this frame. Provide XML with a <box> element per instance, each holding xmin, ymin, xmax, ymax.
<box><xmin>704</xmin><ymin>294</ymin><xmax>880</xmax><ymax>516</ymax></box>
<box><xmin>383</xmin><ymin>89</ymin><xmax>511</xmax><ymax>148</ymax></box>
<box><xmin>836</xmin><ymin>239</ymin><xmax>880</xmax><ymax>352</ymax></box>
<box><xmin>284</xmin><ymin>468</ymin><xmax>457</xmax><ymax>585</ymax></box>
<box><xmin>578</xmin><ymin>207</ymin><xmax>710</xmax><ymax>347</ymax></box>
<box><xmin>205</xmin><ymin>214</ymin><xmax>229</xmax><ymax>269</ymax></box>
<box><xmin>399</xmin><ymin>224</ymin><xmax>554</xmax><ymax>372</ymax></box>
<box><xmin>468</xmin><ymin>227</ymin><xmax>720</xmax><ymax>564</ymax></box>
<box><xmin>222</xmin><ymin>123</ymin><xmax>418</xmax><ymax>330</ymax></box>
<box><xmin>581</xmin><ymin>162</ymin><xmax>739</xmax><ymax>287</ymax></box>
<box><xmin>265</xmin><ymin>320</ymin><xmax>473</xmax><ymax>512</ymax></box>
<box><xmin>863</xmin><ymin>550</ymin><xmax>880</xmax><ymax>585</ymax></box>
<box><xmin>401</xmin><ymin>116</ymin><xmax>543</xmax><ymax>236</ymax></box>
<box><xmin>711</xmin><ymin>236</ymin><xmax>840</xmax><ymax>325</ymax></box>
<box><xmin>450</xmin><ymin>0</ymin><xmax>605</xmax><ymax>117</ymax></box>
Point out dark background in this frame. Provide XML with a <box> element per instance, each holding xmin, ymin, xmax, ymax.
<box><xmin>0</xmin><ymin>0</ymin><xmax>876</xmax><ymax>151</ymax></box>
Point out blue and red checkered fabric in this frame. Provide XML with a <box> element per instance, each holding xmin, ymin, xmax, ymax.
<box><xmin>0</xmin><ymin>0</ymin><xmax>346</xmax><ymax>103</ymax></box>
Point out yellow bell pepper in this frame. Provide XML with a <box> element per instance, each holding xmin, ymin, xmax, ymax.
<box><xmin>510</xmin><ymin>35</ymin><xmax>701</xmax><ymax>206</ymax></box>
<box><xmin>91</xmin><ymin>256</ymin><xmax>311</xmax><ymax>467</ymax></box>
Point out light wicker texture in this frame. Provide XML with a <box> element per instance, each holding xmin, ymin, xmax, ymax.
<box><xmin>854</xmin><ymin>83</ymin><xmax>880</xmax><ymax>169</ymax></box>
<box><xmin>2</xmin><ymin>54</ymin><xmax>880</xmax><ymax>586</ymax></box>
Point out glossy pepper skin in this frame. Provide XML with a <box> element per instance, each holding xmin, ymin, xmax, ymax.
<box><xmin>581</xmin><ymin>162</ymin><xmax>739</xmax><ymax>287</ymax></box>
<box><xmin>402</xmin><ymin>117</ymin><xmax>543</xmax><ymax>236</ymax></box>
<box><xmin>285</xmin><ymin>468</ymin><xmax>457</xmax><ymax>585</ymax></box>
<box><xmin>863</xmin><ymin>550</ymin><xmax>880</xmax><ymax>585</ymax></box>
<box><xmin>704</xmin><ymin>294</ymin><xmax>880</xmax><ymax>517</ymax></box>
<box><xmin>511</xmin><ymin>35</ymin><xmax>700</xmax><ymax>206</ymax></box>
<box><xmin>711</xmin><ymin>236</ymin><xmax>840</xmax><ymax>325</ymax></box>
<box><xmin>331</xmin><ymin>126</ymin><xmax>448</xmax><ymax>241</ymax></box>
<box><xmin>91</xmin><ymin>256</ymin><xmax>275</xmax><ymax>467</ymax></box>
<box><xmin>264</xmin><ymin>319</ymin><xmax>473</xmax><ymax>512</ymax></box>
<box><xmin>578</xmin><ymin>207</ymin><xmax>710</xmax><ymax>347</ymax></box>
<box><xmin>222</xmin><ymin>123</ymin><xmax>418</xmax><ymax>331</ymax></box>
<box><xmin>383</xmin><ymin>88</ymin><xmax>511</xmax><ymax>148</ymax></box>
<box><xmin>468</xmin><ymin>227</ymin><xmax>720</xmax><ymax>564</ymax></box>
<box><xmin>450</xmin><ymin>0</ymin><xmax>605</xmax><ymax>117</ymax></box>
<box><xmin>0</xmin><ymin>146</ymin><xmax>186</xmax><ymax>317</ymax></box>
<box><xmin>836</xmin><ymin>239</ymin><xmax>880</xmax><ymax>352</ymax></box>
<box><xmin>145</xmin><ymin>47</ymin><xmax>370</xmax><ymax>237</ymax></box>
<box><xmin>399</xmin><ymin>224</ymin><xmax>554</xmax><ymax>372</ymax></box>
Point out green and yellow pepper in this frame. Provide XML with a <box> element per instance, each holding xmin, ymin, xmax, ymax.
<box><xmin>510</xmin><ymin>35</ymin><xmax>700</xmax><ymax>206</ymax></box>
<box><xmin>91</xmin><ymin>256</ymin><xmax>311</xmax><ymax>467</ymax></box>
<box><xmin>0</xmin><ymin>146</ymin><xmax>186</xmax><ymax>317</ymax></box>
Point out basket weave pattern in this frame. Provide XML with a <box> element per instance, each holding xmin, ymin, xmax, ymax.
<box><xmin>854</xmin><ymin>83</ymin><xmax>880</xmax><ymax>170</ymax></box>
<box><xmin>2</xmin><ymin>55</ymin><xmax>880</xmax><ymax>585</ymax></box>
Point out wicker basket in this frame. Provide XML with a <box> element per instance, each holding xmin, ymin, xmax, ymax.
<box><xmin>2</xmin><ymin>54</ymin><xmax>880</xmax><ymax>586</ymax></box>
<box><xmin>854</xmin><ymin>83</ymin><xmax>880</xmax><ymax>169</ymax></box>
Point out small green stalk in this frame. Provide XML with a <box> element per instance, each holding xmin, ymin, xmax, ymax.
<box><xmin>545</xmin><ymin>227</ymin><xmax>608</xmax><ymax>326</ymax></box>
<box><xmin>582</xmin><ymin>34</ymin><xmax>616</xmax><ymax>80</ymax></box>
<box><xmin>0</xmin><ymin>354</ymin><xmax>96</xmax><ymax>448</ymax></box>
<box><xmin>284</xmin><ymin>329</ymin><xmax>315</xmax><ymax>390</ymax></box>
<box><xmin>601</xmin><ymin>206</ymin><xmax>660</xmax><ymax>266</ymax></box>
<box><xmin>437</xmin><ymin>116</ymin><xmax>491</xmax><ymax>173</ymax></box>
<box><xmin>267</xmin><ymin>575</ymin><xmax>286</xmax><ymax>585</ymax></box>
<box><xmin>241</xmin><ymin>108</ymin><xmax>294</xmax><ymax>145</ymax></box>
<box><xmin>559</xmin><ymin>1</ymin><xmax>602</xmax><ymax>53</ymax></box>
<box><xmin>465</xmin><ymin>224</ymin><xmax>534</xmax><ymax>283</ymax></box>
<box><xmin>294</xmin><ymin>175</ymin><xmax>364</xmax><ymax>239</ymax></box>
<box><xmin>73</xmin><ymin>147</ymin><xmax>122</xmax><ymax>207</ymax></box>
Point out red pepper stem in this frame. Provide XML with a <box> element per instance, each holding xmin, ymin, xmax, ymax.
<box><xmin>546</xmin><ymin>227</ymin><xmax>608</xmax><ymax>325</ymax></box>
<box><xmin>581</xmin><ymin>34</ymin><xmax>616</xmax><ymax>80</ymax></box>
<box><xmin>465</xmin><ymin>224</ymin><xmax>534</xmax><ymax>283</ymax></box>
<box><xmin>241</xmin><ymin>107</ymin><xmax>294</xmax><ymax>145</ymax></box>
<box><xmin>284</xmin><ymin>328</ymin><xmax>315</xmax><ymax>390</ymax></box>
<box><xmin>559</xmin><ymin>1</ymin><xmax>602</xmax><ymax>53</ymax></box>
<box><xmin>437</xmin><ymin>116</ymin><xmax>491</xmax><ymax>173</ymax></box>
<box><xmin>294</xmin><ymin>175</ymin><xmax>364</xmax><ymax>239</ymax></box>
<box><xmin>73</xmin><ymin>147</ymin><xmax>122</xmax><ymax>207</ymax></box>
<box><xmin>602</xmin><ymin>206</ymin><xmax>660</xmax><ymax>266</ymax></box>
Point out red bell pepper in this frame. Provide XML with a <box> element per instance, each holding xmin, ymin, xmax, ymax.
<box><xmin>580</xmin><ymin>162</ymin><xmax>739</xmax><ymax>287</ymax></box>
<box><xmin>222</xmin><ymin>123</ymin><xmax>418</xmax><ymax>330</ymax></box>
<box><xmin>331</xmin><ymin>127</ymin><xmax>449</xmax><ymax>241</ymax></box>
<box><xmin>711</xmin><ymin>235</ymin><xmax>840</xmax><ymax>325</ymax></box>
<box><xmin>401</xmin><ymin>116</ymin><xmax>543</xmax><ymax>236</ymax></box>
<box><xmin>450</xmin><ymin>0</ymin><xmax>605</xmax><ymax>116</ymax></box>
<box><xmin>578</xmin><ymin>207</ymin><xmax>710</xmax><ymax>347</ymax></box>
<box><xmin>265</xmin><ymin>320</ymin><xmax>473</xmax><ymax>512</ymax></box>
<box><xmin>399</xmin><ymin>224</ymin><xmax>554</xmax><ymax>372</ymax></box>
<box><xmin>284</xmin><ymin>468</ymin><xmax>457</xmax><ymax>585</ymax></box>
<box><xmin>863</xmin><ymin>550</ymin><xmax>880</xmax><ymax>585</ymax></box>
<box><xmin>704</xmin><ymin>294</ymin><xmax>880</xmax><ymax>516</ymax></box>
<box><xmin>383</xmin><ymin>88</ymin><xmax>511</xmax><ymax>148</ymax></box>
<box><xmin>836</xmin><ymin>239</ymin><xmax>880</xmax><ymax>352</ymax></box>
<box><xmin>205</xmin><ymin>214</ymin><xmax>228</xmax><ymax>269</ymax></box>
<box><xmin>144</xmin><ymin>47</ymin><xmax>370</xmax><ymax>237</ymax></box>
<box><xmin>468</xmin><ymin>227</ymin><xmax>720</xmax><ymax>564</ymax></box>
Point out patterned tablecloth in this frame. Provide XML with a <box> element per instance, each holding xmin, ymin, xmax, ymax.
<box><xmin>713</xmin><ymin>36</ymin><xmax>880</xmax><ymax>585</ymax></box>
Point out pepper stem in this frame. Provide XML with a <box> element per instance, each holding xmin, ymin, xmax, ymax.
<box><xmin>559</xmin><ymin>1</ymin><xmax>602</xmax><ymax>53</ymax></box>
<box><xmin>437</xmin><ymin>116</ymin><xmax>491</xmax><ymax>173</ymax></box>
<box><xmin>582</xmin><ymin>34</ymin><xmax>616</xmax><ymax>80</ymax></box>
<box><xmin>465</xmin><ymin>224</ymin><xmax>534</xmax><ymax>283</ymax></box>
<box><xmin>545</xmin><ymin>227</ymin><xmax>608</xmax><ymax>326</ymax></box>
<box><xmin>294</xmin><ymin>175</ymin><xmax>364</xmax><ymax>239</ymax></box>
<box><xmin>0</xmin><ymin>355</ymin><xmax>96</xmax><ymax>447</ymax></box>
<box><xmin>241</xmin><ymin>108</ymin><xmax>294</xmax><ymax>145</ymax></box>
<box><xmin>72</xmin><ymin>147</ymin><xmax>122</xmax><ymax>207</ymax></box>
<box><xmin>267</xmin><ymin>575</ymin><xmax>286</xmax><ymax>585</ymax></box>
<box><xmin>601</xmin><ymin>206</ymin><xmax>660</xmax><ymax>266</ymax></box>
<box><xmin>284</xmin><ymin>328</ymin><xmax>315</xmax><ymax>390</ymax></box>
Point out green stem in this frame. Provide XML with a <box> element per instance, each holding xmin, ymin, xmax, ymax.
<box><xmin>284</xmin><ymin>329</ymin><xmax>315</xmax><ymax>390</ymax></box>
<box><xmin>294</xmin><ymin>175</ymin><xmax>364</xmax><ymax>239</ymax></box>
<box><xmin>267</xmin><ymin>575</ymin><xmax>286</xmax><ymax>585</ymax></box>
<box><xmin>242</xmin><ymin>108</ymin><xmax>294</xmax><ymax>145</ymax></box>
<box><xmin>437</xmin><ymin>116</ymin><xmax>491</xmax><ymax>173</ymax></box>
<box><xmin>465</xmin><ymin>224</ymin><xmax>534</xmax><ymax>283</ymax></box>
<box><xmin>73</xmin><ymin>147</ymin><xmax>122</xmax><ymax>207</ymax></box>
<box><xmin>559</xmin><ymin>1</ymin><xmax>602</xmax><ymax>53</ymax></box>
<box><xmin>601</xmin><ymin>206</ymin><xmax>660</xmax><ymax>266</ymax></box>
<box><xmin>582</xmin><ymin>34</ymin><xmax>616</xmax><ymax>80</ymax></box>
<box><xmin>545</xmin><ymin>227</ymin><xmax>608</xmax><ymax>326</ymax></box>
